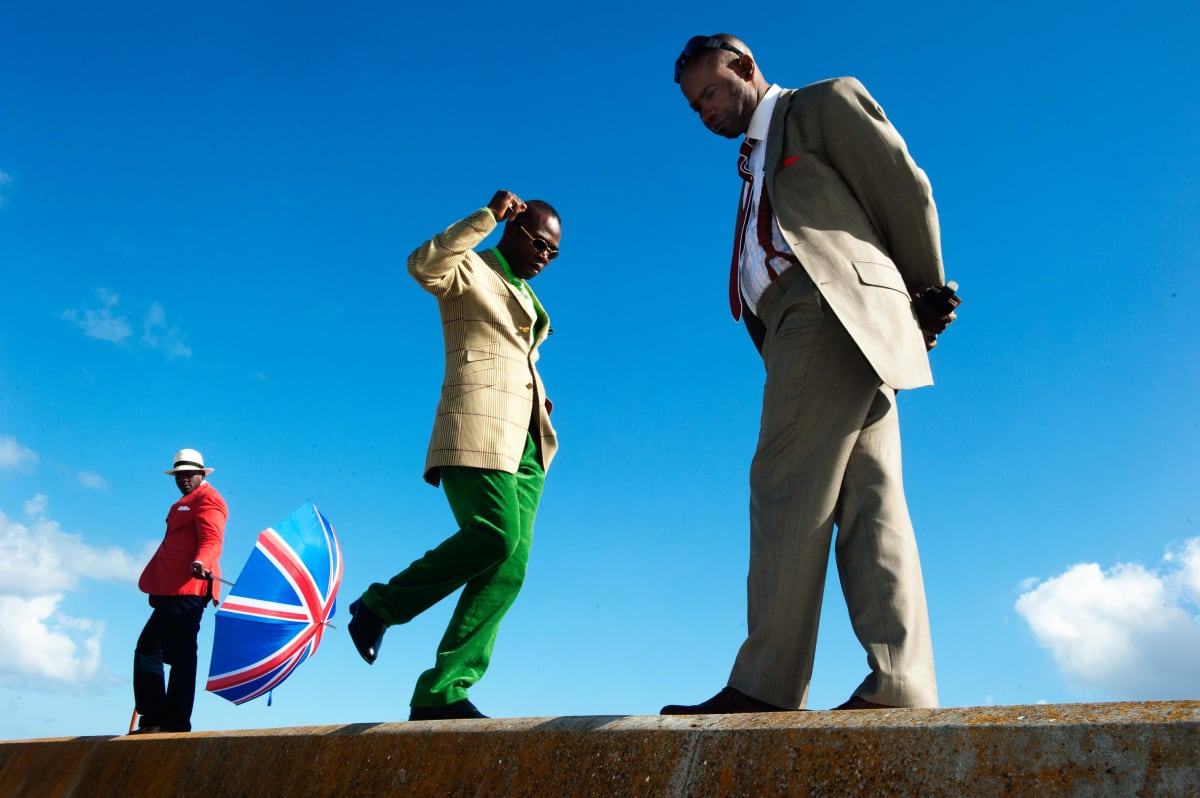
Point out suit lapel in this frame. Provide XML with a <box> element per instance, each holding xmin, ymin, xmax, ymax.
<box><xmin>528</xmin><ymin>284</ymin><xmax>551</xmax><ymax>347</ymax></box>
<box><xmin>479</xmin><ymin>248</ymin><xmax>552</xmax><ymax>349</ymax></box>
<box><xmin>763</xmin><ymin>89</ymin><xmax>795</xmax><ymax>208</ymax></box>
<box><xmin>504</xmin><ymin>277</ymin><xmax>537</xmax><ymax>322</ymax></box>
<box><xmin>481</xmin><ymin>249</ymin><xmax>536</xmax><ymax>323</ymax></box>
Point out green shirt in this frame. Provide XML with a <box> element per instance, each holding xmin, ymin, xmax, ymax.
<box><xmin>492</xmin><ymin>247</ymin><xmax>547</xmax><ymax>342</ymax></box>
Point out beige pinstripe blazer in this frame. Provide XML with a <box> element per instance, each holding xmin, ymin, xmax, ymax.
<box><xmin>408</xmin><ymin>208</ymin><xmax>557</xmax><ymax>485</ymax></box>
<box><xmin>764</xmin><ymin>78</ymin><xmax>945</xmax><ymax>390</ymax></box>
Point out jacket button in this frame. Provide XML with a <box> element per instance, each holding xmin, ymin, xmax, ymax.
<box><xmin>526</xmin><ymin>383</ymin><xmax>534</xmax><ymax>390</ymax></box>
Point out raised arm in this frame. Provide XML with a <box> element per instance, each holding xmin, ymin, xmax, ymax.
<box><xmin>407</xmin><ymin>190</ymin><xmax>528</xmax><ymax>298</ymax></box>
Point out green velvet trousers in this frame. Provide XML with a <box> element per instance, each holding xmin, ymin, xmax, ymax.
<box><xmin>361</xmin><ymin>434</ymin><xmax>544</xmax><ymax>708</ymax></box>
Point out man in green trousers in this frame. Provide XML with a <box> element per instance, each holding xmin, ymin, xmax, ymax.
<box><xmin>349</xmin><ymin>189</ymin><xmax>561</xmax><ymax>721</ymax></box>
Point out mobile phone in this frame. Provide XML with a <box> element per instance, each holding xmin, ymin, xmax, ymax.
<box><xmin>922</xmin><ymin>280</ymin><xmax>961</xmax><ymax>314</ymax></box>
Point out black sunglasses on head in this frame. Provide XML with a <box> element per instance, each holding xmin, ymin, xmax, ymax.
<box><xmin>674</xmin><ymin>35</ymin><xmax>745</xmax><ymax>83</ymax></box>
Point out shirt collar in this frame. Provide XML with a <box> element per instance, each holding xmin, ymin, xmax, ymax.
<box><xmin>492</xmin><ymin>247</ymin><xmax>545</xmax><ymax>332</ymax></box>
<box><xmin>492</xmin><ymin>247</ymin><xmax>525</xmax><ymax>289</ymax></box>
<box><xmin>746</xmin><ymin>84</ymin><xmax>783</xmax><ymax>142</ymax></box>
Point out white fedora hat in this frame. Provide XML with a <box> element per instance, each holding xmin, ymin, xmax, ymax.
<box><xmin>164</xmin><ymin>448</ymin><xmax>215</xmax><ymax>475</ymax></box>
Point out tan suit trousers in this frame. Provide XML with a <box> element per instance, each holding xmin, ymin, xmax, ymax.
<box><xmin>728</xmin><ymin>268</ymin><xmax>937</xmax><ymax>709</ymax></box>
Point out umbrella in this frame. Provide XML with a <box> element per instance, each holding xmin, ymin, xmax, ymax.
<box><xmin>205</xmin><ymin>500</ymin><xmax>343</xmax><ymax>705</ymax></box>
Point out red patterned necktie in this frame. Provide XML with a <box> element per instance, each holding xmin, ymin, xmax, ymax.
<box><xmin>729</xmin><ymin>138</ymin><xmax>757</xmax><ymax>320</ymax></box>
<box><xmin>757</xmin><ymin>183</ymin><xmax>797</xmax><ymax>274</ymax></box>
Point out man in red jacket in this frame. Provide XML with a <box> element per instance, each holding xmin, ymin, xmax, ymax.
<box><xmin>130</xmin><ymin>448</ymin><xmax>227</xmax><ymax>734</ymax></box>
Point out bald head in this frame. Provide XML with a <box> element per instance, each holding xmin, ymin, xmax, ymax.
<box><xmin>674</xmin><ymin>34</ymin><xmax>763</xmax><ymax>84</ymax></box>
<box><xmin>675</xmin><ymin>33</ymin><xmax>770</xmax><ymax>139</ymax></box>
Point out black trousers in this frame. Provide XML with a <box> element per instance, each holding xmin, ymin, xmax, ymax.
<box><xmin>133</xmin><ymin>595</ymin><xmax>206</xmax><ymax>732</ymax></box>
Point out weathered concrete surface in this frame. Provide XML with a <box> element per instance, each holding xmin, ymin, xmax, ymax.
<box><xmin>1</xmin><ymin>702</ymin><xmax>1197</xmax><ymax>797</ymax></box>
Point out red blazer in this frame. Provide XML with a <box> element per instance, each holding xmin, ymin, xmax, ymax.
<box><xmin>138</xmin><ymin>481</ymin><xmax>227</xmax><ymax>599</ymax></box>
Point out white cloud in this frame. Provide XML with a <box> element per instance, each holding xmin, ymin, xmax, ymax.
<box><xmin>61</xmin><ymin>288</ymin><xmax>131</xmax><ymax>343</ymax></box>
<box><xmin>0</xmin><ymin>435</ymin><xmax>38</xmax><ymax>473</ymax></box>
<box><xmin>0</xmin><ymin>595</ymin><xmax>104</xmax><ymax>686</ymax></box>
<box><xmin>1016</xmin><ymin>576</ymin><xmax>1039</xmax><ymax>592</ymax></box>
<box><xmin>1164</xmin><ymin>538</ymin><xmax>1200</xmax><ymax>605</ymax></box>
<box><xmin>139</xmin><ymin>302</ymin><xmax>192</xmax><ymax>358</ymax></box>
<box><xmin>61</xmin><ymin>290</ymin><xmax>190</xmax><ymax>357</ymax></box>
<box><xmin>78</xmin><ymin>471</ymin><xmax>108</xmax><ymax>490</ymax></box>
<box><xmin>1</xmin><ymin>495</ymin><xmax>141</xmax><ymax>595</ymax></box>
<box><xmin>1015</xmin><ymin>538</ymin><xmax>1200</xmax><ymax>700</ymax></box>
<box><xmin>0</xmin><ymin>496</ymin><xmax>144</xmax><ymax>687</ymax></box>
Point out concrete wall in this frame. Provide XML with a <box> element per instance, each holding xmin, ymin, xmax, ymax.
<box><xmin>1</xmin><ymin>702</ymin><xmax>1197</xmax><ymax>797</ymax></box>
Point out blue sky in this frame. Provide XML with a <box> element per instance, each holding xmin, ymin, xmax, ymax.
<box><xmin>2</xmin><ymin>0</ymin><xmax>1198</xmax><ymax>740</ymax></box>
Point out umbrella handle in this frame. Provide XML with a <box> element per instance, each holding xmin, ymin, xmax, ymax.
<box><xmin>198</xmin><ymin>569</ymin><xmax>235</xmax><ymax>588</ymax></box>
<box><xmin>202</xmin><ymin>573</ymin><xmax>235</xmax><ymax>608</ymax></box>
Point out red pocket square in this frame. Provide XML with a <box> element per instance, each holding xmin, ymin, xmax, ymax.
<box><xmin>783</xmin><ymin>155</ymin><xmax>804</xmax><ymax>168</ymax></box>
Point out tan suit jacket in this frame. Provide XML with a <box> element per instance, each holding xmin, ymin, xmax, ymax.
<box><xmin>408</xmin><ymin>208</ymin><xmax>557</xmax><ymax>485</ymax></box>
<box><xmin>763</xmin><ymin>77</ymin><xmax>945</xmax><ymax>390</ymax></box>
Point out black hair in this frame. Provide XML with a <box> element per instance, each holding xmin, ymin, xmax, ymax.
<box><xmin>521</xmin><ymin>199</ymin><xmax>560</xmax><ymax>224</ymax></box>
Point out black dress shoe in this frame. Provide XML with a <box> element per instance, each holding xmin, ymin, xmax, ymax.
<box><xmin>347</xmin><ymin>598</ymin><xmax>386</xmax><ymax>665</ymax></box>
<box><xmin>661</xmin><ymin>686</ymin><xmax>790</xmax><ymax>715</ymax></box>
<box><xmin>408</xmin><ymin>700</ymin><xmax>489</xmax><ymax>721</ymax></box>
<box><xmin>832</xmin><ymin>696</ymin><xmax>899</xmax><ymax>710</ymax></box>
<box><xmin>127</xmin><ymin>725</ymin><xmax>161</xmax><ymax>735</ymax></box>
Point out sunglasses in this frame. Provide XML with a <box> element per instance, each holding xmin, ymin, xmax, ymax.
<box><xmin>674</xmin><ymin>35</ymin><xmax>745</xmax><ymax>83</ymax></box>
<box><xmin>516</xmin><ymin>223</ymin><xmax>559</xmax><ymax>259</ymax></box>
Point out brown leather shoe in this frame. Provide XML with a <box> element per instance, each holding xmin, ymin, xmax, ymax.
<box><xmin>833</xmin><ymin>696</ymin><xmax>899</xmax><ymax>710</ymax></box>
<box><xmin>661</xmin><ymin>686</ymin><xmax>790</xmax><ymax>715</ymax></box>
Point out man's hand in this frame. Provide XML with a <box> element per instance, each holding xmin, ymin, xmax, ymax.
<box><xmin>912</xmin><ymin>282</ymin><xmax>961</xmax><ymax>351</ymax></box>
<box><xmin>487</xmin><ymin>190</ymin><xmax>527</xmax><ymax>222</ymax></box>
<box><xmin>190</xmin><ymin>561</ymin><xmax>209</xmax><ymax>579</ymax></box>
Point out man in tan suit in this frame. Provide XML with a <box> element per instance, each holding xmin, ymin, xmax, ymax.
<box><xmin>663</xmin><ymin>35</ymin><xmax>958</xmax><ymax>714</ymax></box>
<box><xmin>349</xmin><ymin>189</ymin><xmax>560</xmax><ymax>721</ymax></box>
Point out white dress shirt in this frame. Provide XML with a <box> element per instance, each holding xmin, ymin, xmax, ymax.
<box><xmin>739</xmin><ymin>84</ymin><xmax>798</xmax><ymax>316</ymax></box>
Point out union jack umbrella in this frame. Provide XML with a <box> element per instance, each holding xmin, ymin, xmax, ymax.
<box><xmin>205</xmin><ymin>501</ymin><xmax>343</xmax><ymax>705</ymax></box>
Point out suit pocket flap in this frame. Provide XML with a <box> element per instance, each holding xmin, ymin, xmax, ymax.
<box><xmin>852</xmin><ymin>260</ymin><xmax>908</xmax><ymax>296</ymax></box>
<box><xmin>463</xmin><ymin>345</ymin><xmax>499</xmax><ymax>362</ymax></box>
